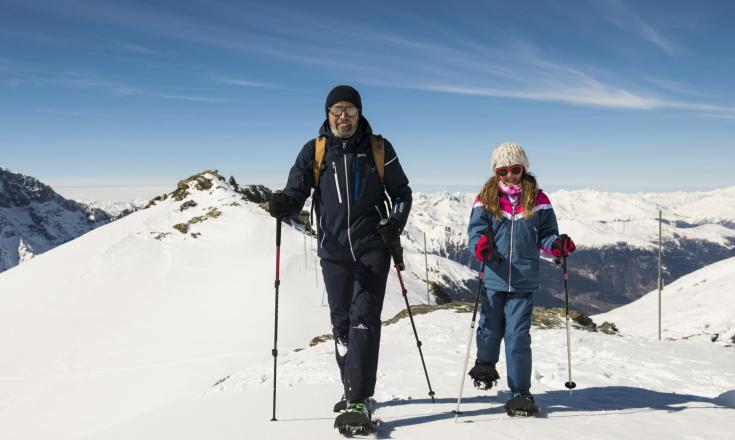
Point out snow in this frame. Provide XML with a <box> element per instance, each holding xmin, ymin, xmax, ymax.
<box><xmin>79</xmin><ymin>198</ymin><xmax>149</xmax><ymax>218</ymax></box>
<box><xmin>594</xmin><ymin>256</ymin><xmax>735</xmax><ymax>343</ymax></box>
<box><xmin>0</xmin><ymin>174</ymin><xmax>733</xmax><ymax>439</ymax></box>
<box><xmin>0</xmin><ymin>167</ymin><xmax>113</xmax><ymax>272</ymax></box>
<box><xmin>83</xmin><ymin>312</ymin><xmax>735</xmax><ymax>440</ymax></box>
<box><xmin>407</xmin><ymin>187</ymin><xmax>735</xmax><ymax>252</ymax></box>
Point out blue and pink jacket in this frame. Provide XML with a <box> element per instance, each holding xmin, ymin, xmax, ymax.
<box><xmin>467</xmin><ymin>189</ymin><xmax>559</xmax><ymax>292</ymax></box>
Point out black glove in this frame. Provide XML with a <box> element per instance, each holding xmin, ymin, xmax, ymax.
<box><xmin>378</xmin><ymin>218</ymin><xmax>404</xmax><ymax>270</ymax></box>
<box><xmin>268</xmin><ymin>192</ymin><xmax>291</xmax><ymax>219</ymax></box>
<box><xmin>377</xmin><ymin>218</ymin><xmax>401</xmax><ymax>245</ymax></box>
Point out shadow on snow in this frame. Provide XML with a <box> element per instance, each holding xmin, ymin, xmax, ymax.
<box><xmin>368</xmin><ymin>386</ymin><xmax>735</xmax><ymax>438</ymax></box>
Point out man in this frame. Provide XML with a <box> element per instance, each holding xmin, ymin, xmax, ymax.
<box><xmin>268</xmin><ymin>85</ymin><xmax>412</xmax><ymax>424</ymax></box>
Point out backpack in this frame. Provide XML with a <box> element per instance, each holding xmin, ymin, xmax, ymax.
<box><xmin>312</xmin><ymin>134</ymin><xmax>385</xmax><ymax>188</ymax></box>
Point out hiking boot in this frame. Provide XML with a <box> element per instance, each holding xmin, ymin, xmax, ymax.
<box><xmin>344</xmin><ymin>399</ymin><xmax>371</xmax><ymax>419</ymax></box>
<box><xmin>505</xmin><ymin>390</ymin><xmax>539</xmax><ymax>417</ymax></box>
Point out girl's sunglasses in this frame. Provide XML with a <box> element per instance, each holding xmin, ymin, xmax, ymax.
<box><xmin>496</xmin><ymin>165</ymin><xmax>524</xmax><ymax>177</ymax></box>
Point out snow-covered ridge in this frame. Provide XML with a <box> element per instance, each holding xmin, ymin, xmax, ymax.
<box><xmin>79</xmin><ymin>198</ymin><xmax>148</xmax><ymax>219</ymax></box>
<box><xmin>408</xmin><ymin>186</ymin><xmax>735</xmax><ymax>252</ymax></box>
<box><xmin>594</xmin><ymin>256</ymin><xmax>735</xmax><ymax>344</ymax></box>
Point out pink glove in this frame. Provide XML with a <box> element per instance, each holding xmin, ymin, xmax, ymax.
<box><xmin>551</xmin><ymin>234</ymin><xmax>576</xmax><ymax>257</ymax></box>
<box><xmin>475</xmin><ymin>235</ymin><xmax>493</xmax><ymax>261</ymax></box>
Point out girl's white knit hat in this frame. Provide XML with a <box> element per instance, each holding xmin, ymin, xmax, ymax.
<box><xmin>491</xmin><ymin>141</ymin><xmax>530</xmax><ymax>172</ymax></box>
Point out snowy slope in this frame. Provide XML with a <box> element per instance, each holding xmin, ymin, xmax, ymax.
<box><xmin>0</xmin><ymin>170</ymin><xmax>440</xmax><ymax>440</ymax></box>
<box><xmin>594</xmin><ymin>256</ymin><xmax>735</xmax><ymax>343</ymax></box>
<box><xmin>82</xmin><ymin>309</ymin><xmax>735</xmax><ymax>440</ymax></box>
<box><xmin>0</xmin><ymin>172</ymin><xmax>734</xmax><ymax>439</ymax></box>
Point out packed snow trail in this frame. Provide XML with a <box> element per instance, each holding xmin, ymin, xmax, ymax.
<box><xmin>83</xmin><ymin>309</ymin><xmax>735</xmax><ymax>440</ymax></box>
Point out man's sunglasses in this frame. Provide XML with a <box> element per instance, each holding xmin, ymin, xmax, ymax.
<box><xmin>329</xmin><ymin>106</ymin><xmax>359</xmax><ymax>117</ymax></box>
<box><xmin>496</xmin><ymin>165</ymin><xmax>524</xmax><ymax>177</ymax></box>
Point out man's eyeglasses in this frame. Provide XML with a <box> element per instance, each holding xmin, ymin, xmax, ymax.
<box><xmin>496</xmin><ymin>165</ymin><xmax>524</xmax><ymax>177</ymax></box>
<box><xmin>329</xmin><ymin>106</ymin><xmax>359</xmax><ymax>117</ymax></box>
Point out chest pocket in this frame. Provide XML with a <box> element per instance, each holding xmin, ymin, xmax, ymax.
<box><xmin>515</xmin><ymin>215</ymin><xmax>541</xmax><ymax>259</ymax></box>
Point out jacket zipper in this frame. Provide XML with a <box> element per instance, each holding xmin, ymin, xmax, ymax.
<box><xmin>354</xmin><ymin>157</ymin><xmax>360</xmax><ymax>202</ymax></box>
<box><xmin>508</xmin><ymin>200</ymin><xmax>516</xmax><ymax>291</ymax></box>
<box><xmin>343</xmin><ymin>143</ymin><xmax>357</xmax><ymax>261</ymax></box>
<box><xmin>332</xmin><ymin>161</ymin><xmax>342</xmax><ymax>204</ymax></box>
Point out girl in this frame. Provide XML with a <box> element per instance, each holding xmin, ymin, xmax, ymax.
<box><xmin>466</xmin><ymin>141</ymin><xmax>575</xmax><ymax>417</ymax></box>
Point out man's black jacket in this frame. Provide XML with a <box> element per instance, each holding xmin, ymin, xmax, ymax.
<box><xmin>283</xmin><ymin>117</ymin><xmax>412</xmax><ymax>261</ymax></box>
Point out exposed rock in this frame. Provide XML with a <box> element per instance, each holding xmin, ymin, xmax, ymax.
<box><xmin>151</xmin><ymin>232</ymin><xmax>170</xmax><ymax>241</ymax></box>
<box><xmin>0</xmin><ymin>167</ymin><xmax>112</xmax><ymax>272</ymax></box>
<box><xmin>146</xmin><ymin>194</ymin><xmax>168</xmax><ymax>208</ymax></box>
<box><xmin>173</xmin><ymin>223</ymin><xmax>189</xmax><ymax>234</ymax></box>
<box><xmin>239</xmin><ymin>184</ymin><xmax>272</xmax><ymax>204</ymax></box>
<box><xmin>309</xmin><ymin>334</ymin><xmax>334</xmax><ymax>347</ymax></box>
<box><xmin>180</xmin><ymin>200</ymin><xmax>198</xmax><ymax>212</ymax></box>
<box><xmin>429</xmin><ymin>281</ymin><xmax>452</xmax><ymax>304</ymax></box>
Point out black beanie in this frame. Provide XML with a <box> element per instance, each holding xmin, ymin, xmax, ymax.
<box><xmin>325</xmin><ymin>85</ymin><xmax>362</xmax><ymax>115</ymax></box>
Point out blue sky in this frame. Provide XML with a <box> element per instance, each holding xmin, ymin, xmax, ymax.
<box><xmin>1</xmin><ymin>0</ymin><xmax>734</xmax><ymax>199</ymax></box>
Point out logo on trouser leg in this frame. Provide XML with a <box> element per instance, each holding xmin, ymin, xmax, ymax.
<box><xmin>352</xmin><ymin>323</ymin><xmax>368</xmax><ymax>330</ymax></box>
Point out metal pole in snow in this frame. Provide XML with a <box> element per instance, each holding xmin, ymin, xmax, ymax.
<box><xmin>658</xmin><ymin>210</ymin><xmax>663</xmax><ymax>341</ymax></box>
<box><xmin>424</xmin><ymin>232</ymin><xmax>430</xmax><ymax>304</ymax></box>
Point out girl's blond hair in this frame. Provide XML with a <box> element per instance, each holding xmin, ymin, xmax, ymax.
<box><xmin>478</xmin><ymin>173</ymin><xmax>539</xmax><ymax>221</ymax></box>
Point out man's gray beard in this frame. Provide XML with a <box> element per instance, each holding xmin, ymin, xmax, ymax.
<box><xmin>329</xmin><ymin>121</ymin><xmax>358</xmax><ymax>139</ymax></box>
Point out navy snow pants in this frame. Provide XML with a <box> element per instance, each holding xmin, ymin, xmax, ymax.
<box><xmin>321</xmin><ymin>248</ymin><xmax>391</xmax><ymax>402</ymax></box>
<box><xmin>476</xmin><ymin>289</ymin><xmax>534</xmax><ymax>392</ymax></box>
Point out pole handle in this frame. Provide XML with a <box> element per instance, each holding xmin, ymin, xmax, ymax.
<box><xmin>276</xmin><ymin>218</ymin><xmax>282</xmax><ymax>246</ymax></box>
<box><xmin>379</xmin><ymin>219</ymin><xmax>405</xmax><ymax>270</ymax></box>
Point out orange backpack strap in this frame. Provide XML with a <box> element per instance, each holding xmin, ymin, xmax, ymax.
<box><xmin>313</xmin><ymin>136</ymin><xmax>327</xmax><ymax>187</ymax></box>
<box><xmin>370</xmin><ymin>134</ymin><xmax>385</xmax><ymax>186</ymax></box>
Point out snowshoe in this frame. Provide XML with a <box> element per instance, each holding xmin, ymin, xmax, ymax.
<box><xmin>505</xmin><ymin>391</ymin><xmax>539</xmax><ymax>417</ymax></box>
<box><xmin>468</xmin><ymin>363</ymin><xmax>500</xmax><ymax>390</ymax></box>
<box><xmin>333</xmin><ymin>395</ymin><xmax>347</xmax><ymax>413</ymax></box>
<box><xmin>334</xmin><ymin>400</ymin><xmax>373</xmax><ymax>436</ymax></box>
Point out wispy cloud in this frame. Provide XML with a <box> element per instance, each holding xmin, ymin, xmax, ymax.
<box><xmin>140</xmin><ymin>93</ymin><xmax>228</xmax><ymax>103</ymax></box>
<box><xmin>113</xmin><ymin>41</ymin><xmax>160</xmax><ymax>55</ymax></box>
<box><xmin>6</xmin><ymin>1</ymin><xmax>728</xmax><ymax>116</ymax></box>
<box><xmin>209</xmin><ymin>74</ymin><xmax>273</xmax><ymax>88</ymax></box>
<box><xmin>36</xmin><ymin>108</ymin><xmax>91</xmax><ymax>116</ymax></box>
<box><xmin>601</xmin><ymin>0</ymin><xmax>679</xmax><ymax>55</ymax></box>
<box><xmin>15</xmin><ymin>70</ymin><xmax>230</xmax><ymax>103</ymax></box>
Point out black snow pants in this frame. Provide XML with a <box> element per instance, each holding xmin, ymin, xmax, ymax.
<box><xmin>321</xmin><ymin>248</ymin><xmax>391</xmax><ymax>402</ymax></box>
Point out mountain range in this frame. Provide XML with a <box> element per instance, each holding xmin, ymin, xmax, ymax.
<box><xmin>2</xmin><ymin>165</ymin><xmax>734</xmax><ymax>314</ymax></box>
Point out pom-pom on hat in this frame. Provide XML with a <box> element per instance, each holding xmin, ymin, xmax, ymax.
<box><xmin>491</xmin><ymin>141</ymin><xmax>530</xmax><ymax>172</ymax></box>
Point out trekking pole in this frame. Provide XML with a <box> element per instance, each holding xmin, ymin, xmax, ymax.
<box><xmin>557</xmin><ymin>253</ymin><xmax>577</xmax><ymax>391</ymax></box>
<box><xmin>384</xmin><ymin>223</ymin><xmax>436</xmax><ymax>403</ymax></box>
<box><xmin>453</xmin><ymin>229</ymin><xmax>492</xmax><ymax>420</ymax></box>
<box><xmin>271</xmin><ymin>218</ymin><xmax>282</xmax><ymax>421</ymax></box>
